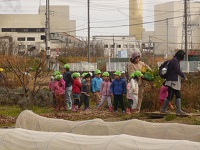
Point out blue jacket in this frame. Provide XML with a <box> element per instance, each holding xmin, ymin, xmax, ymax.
<box><xmin>110</xmin><ymin>78</ymin><xmax>126</xmax><ymax>95</ymax></box>
<box><xmin>92</xmin><ymin>77</ymin><xmax>103</xmax><ymax>92</ymax></box>
<box><xmin>166</xmin><ymin>56</ymin><xmax>186</xmax><ymax>81</ymax></box>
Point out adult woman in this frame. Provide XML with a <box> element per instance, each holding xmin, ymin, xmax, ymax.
<box><xmin>161</xmin><ymin>50</ymin><xmax>187</xmax><ymax>115</ymax></box>
<box><xmin>127</xmin><ymin>51</ymin><xmax>151</xmax><ymax>112</ymax></box>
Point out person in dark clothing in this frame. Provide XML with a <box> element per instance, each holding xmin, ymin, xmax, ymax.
<box><xmin>78</xmin><ymin>74</ymin><xmax>91</xmax><ymax>111</ymax></box>
<box><xmin>63</xmin><ymin>64</ymin><xmax>73</xmax><ymax>110</ymax></box>
<box><xmin>161</xmin><ymin>50</ymin><xmax>188</xmax><ymax>115</ymax></box>
<box><xmin>110</xmin><ymin>71</ymin><xmax>126</xmax><ymax>113</ymax></box>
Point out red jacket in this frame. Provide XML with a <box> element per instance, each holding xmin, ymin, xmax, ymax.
<box><xmin>72</xmin><ymin>79</ymin><xmax>82</xmax><ymax>94</ymax></box>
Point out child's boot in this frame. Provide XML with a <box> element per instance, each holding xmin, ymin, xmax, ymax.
<box><xmin>109</xmin><ymin>106</ymin><xmax>113</xmax><ymax>111</ymax></box>
<box><xmin>126</xmin><ymin>108</ymin><xmax>131</xmax><ymax>114</ymax></box>
<box><xmin>72</xmin><ymin>105</ymin><xmax>75</xmax><ymax>111</ymax></box>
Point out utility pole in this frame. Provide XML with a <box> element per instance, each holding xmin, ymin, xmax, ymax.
<box><xmin>112</xmin><ymin>34</ymin><xmax>114</xmax><ymax>58</ymax></box>
<box><xmin>45</xmin><ymin>0</ymin><xmax>50</xmax><ymax>69</ymax></box>
<box><xmin>184</xmin><ymin>0</ymin><xmax>188</xmax><ymax>61</ymax></box>
<box><xmin>166</xmin><ymin>18</ymin><xmax>168</xmax><ymax>58</ymax></box>
<box><xmin>88</xmin><ymin>0</ymin><xmax>90</xmax><ymax>71</ymax></box>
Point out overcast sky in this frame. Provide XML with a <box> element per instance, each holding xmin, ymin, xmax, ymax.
<box><xmin>0</xmin><ymin>0</ymin><xmax>177</xmax><ymax>37</ymax></box>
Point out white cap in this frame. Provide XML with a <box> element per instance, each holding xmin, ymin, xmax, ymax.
<box><xmin>89</xmin><ymin>72</ymin><xmax>93</xmax><ymax>76</ymax></box>
<box><xmin>121</xmin><ymin>71</ymin><xmax>125</xmax><ymax>73</ymax></box>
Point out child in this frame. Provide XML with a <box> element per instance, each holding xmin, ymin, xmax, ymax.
<box><xmin>72</xmin><ymin>72</ymin><xmax>82</xmax><ymax>111</ymax></box>
<box><xmin>92</xmin><ymin>69</ymin><xmax>103</xmax><ymax>106</ymax></box>
<box><xmin>110</xmin><ymin>71</ymin><xmax>126</xmax><ymax>113</ymax></box>
<box><xmin>49</xmin><ymin>70</ymin><xmax>61</xmax><ymax>109</ymax></box>
<box><xmin>53</xmin><ymin>74</ymin><xmax>66</xmax><ymax>111</ymax></box>
<box><xmin>126</xmin><ymin>80</ymin><xmax>132</xmax><ymax>114</ymax></box>
<box><xmin>127</xmin><ymin>71</ymin><xmax>143</xmax><ymax>113</ymax></box>
<box><xmin>78</xmin><ymin>73</ymin><xmax>91</xmax><ymax>111</ymax></box>
<box><xmin>96</xmin><ymin>72</ymin><xmax>113</xmax><ymax>111</ymax></box>
<box><xmin>159</xmin><ymin>84</ymin><xmax>174</xmax><ymax>110</ymax></box>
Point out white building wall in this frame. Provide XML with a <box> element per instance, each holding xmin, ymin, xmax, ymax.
<box><xmin>0</xmin><ymin>5</ymin><xmax>76</xmax><ymax>53</ymax></box>
<box><xmin>93</xmin><ymin>36</ymin><xmax>141</xmax><ymax>57</ymax></box>
<box><xmin>153</xmin><ymin>1</ymin><xmax>200</xmax><ymax>55</ymax></box>
<box><xmin>39</xmin><ymin>5</ymin><xmax>75</xmax><ymax>35</ymax></box>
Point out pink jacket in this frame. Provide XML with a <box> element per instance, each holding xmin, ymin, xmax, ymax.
<box><xmin>100</xmin><ymin>80</ymin><xmax>112</xmax><ymax>96</ymax></box>
<box><xmin>159</xmin><ymin>85</ymin><xmax>168</xmax><ymax>101</ymax></box>
<box><xmin>54</xmin><ymin>79</ymin><xmax>66</xmax><ymax>96</ymax></box>
<box><xmin>126</xmin><ymin>82</ymin><xmax>132</xmax><ymax>99</ymax></box>
<box><xmin>48</xmin><ymin>81</ymin><xmax>54</xmax><ymax>92</ymax></box>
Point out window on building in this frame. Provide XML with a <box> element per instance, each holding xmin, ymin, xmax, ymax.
<box><xmin>117</xmin><ymin>45</ymin><xmax>121</xmax><ymax>48</ymax></box>
<box><xmin>36</xmin><ymin>28</ymin><xmax>41</xmax><ymax>32</ymax></box>
<box><xmin>2</xmin><ymin>28</ymin><xmax>12</xmax><ymax>32</ymax></box>
<box><xmin>27</xmin><ymin>37</ymin><xmax>35</xmax><ymax>41</ymax></box>
<box><xmin>130</xmin><ymin>45</ymin><xmax>135</xmax><ymax>48</ymax></box>
<box><xmin>136</xmin><ymin>45</ymin><xmax>140</xmax><ymax>48</ymax></box>
<box><xmin>27</xmin><ymin>45</ymin><xmax>34</xmax><ymax>50</ymax></box>
<box><xmin>17</xmin><ymin>37</ymin><xmax>26</xmax><ymax>41</ymax></box>
<box><xmin>104</xmin><ymin>44</ymin><xmax>108</xmax><ymax>48</ymax></box>
<box><xmin>110</xmin><ymin>44</ymin><xmax>114</xmax><ymax>48</ymax></box>
<box><xmin>123</xmin><ymin>44</ymin><xmax>128</xmax><ymax>48</ymax></box>
<box><xmin>18</xmin><ymin>45</ymin><xmax>26</xmax><ymax>50</ymax></box>
<box><xmin>23</xmin><ymin>29</ymin><xmax>28</xmax><ymax>32</ymax></box>
<box><xmin>11</xmin><ymin>28</ymin><xmax>16</xmax><ymax>32</ymax></box>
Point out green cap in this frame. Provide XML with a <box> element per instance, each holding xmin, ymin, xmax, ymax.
<box><xmin>81</xmin><ymin>72</ymin><xmax>88</xmax><ymax>77</ymax></box>
<box><xmin>130</xmin><ymin>73</ymin><xmax>135</xmax><ymax>78</ymax></box>
<box><xmin>102</xmin><ymin>71</ymin><xmax>109</xmax><ymax>77</ymax></box>
<box><xmin>114</xmin><ymin>70</ymin><xmax>121</xmax><ymax>76</ymax></box>
<box><xmin>95</xmin><ymin>69</ymin><xmax>101</xmax><ymax>74</ymax></box>
<box><xmin>63</xmin><ymin>64</ymin><xmax>70</xmax><ymax>69</ymax></box>
<box><xmin>52</xmin><ymin>70</ymin><xmax>61</xmax><ymax>76</ymax></box>
<box><xmin>72</xmin><ymin>72</ymin><xmax>80</xmax><ymax>78</ymax></box>
<box><xmin>55</xmin><ymin>75</ymin><xmax>63</xmax><ymax>80</ymax></box>
<box><xmin>134</xmin><ymin>71</ymin><xmax>143</xmax><ymax>77</ymax></box>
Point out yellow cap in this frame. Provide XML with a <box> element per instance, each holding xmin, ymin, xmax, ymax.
<box><xmin>0</xmin><ymin>68</ymin><xmax>4</xmax><ymax>72</ymax></box>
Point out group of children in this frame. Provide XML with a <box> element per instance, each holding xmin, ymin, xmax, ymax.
<box><xmin>49</xmin><ymin>65</ymin><xmax>172</xmax><ymax>113</ymax></box>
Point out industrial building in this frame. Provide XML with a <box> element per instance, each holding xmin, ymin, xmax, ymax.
<box><xmin>143</xmin><ymin>1</ymin><xmax>200</xmax><ymax>56</ymax></box>
<box><xmin>0</xmin><ymin>5</ymin><xmax>80</xmax><ymax>54</ymax></box>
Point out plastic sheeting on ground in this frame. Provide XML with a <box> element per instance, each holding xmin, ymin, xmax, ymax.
<box><xmin>1</xmin><ymin>128</ymin><xmax>200</xmax><ymax>150</ymax></box>
<box><xmin>15</xmin><ymin>110</ymin><xmax>200</xmax><ymax>142</ymax></box>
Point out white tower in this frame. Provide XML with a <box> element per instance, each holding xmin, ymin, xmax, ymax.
<box><xmin>129</xmin><ymin>0</ymin><xmax>143</xmax><ymax>40</ymax></box>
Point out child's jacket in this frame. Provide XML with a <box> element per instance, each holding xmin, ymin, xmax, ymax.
<box><xmin>110</xmin><ymin>79</ymin><xmax>126</xmax><ymax>95</ymax></box>
<box><xmin>92</xmin><ymin>77</ymin><xmax>103</xmax><ymax>92</ymax></box>
<box><xmin>54</xmin><ymin>79</ymin><xmax>66</xmax><ymax>96</ymax></box>
<box><xmin>129</xmin><ymin>78</ymin><xmax>138</xmax><ymax>95</ymax></box>
<box><xmin>72</xmin><ymin>79</ymin><xmax>82</xmax><ymax>94</ymax></box>
<box><xmin>159</xmin><ymin>85</ymin><xmax>168</xmax><ymax>100</ymax></box>
<box><xmin>100</xmin><ymin>80</ymin><xmax>112</xmax><ymax>96</ymax></box>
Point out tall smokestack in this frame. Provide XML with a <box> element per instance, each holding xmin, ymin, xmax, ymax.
<box><xmin>129</xmin><ymin>0</ymin><xmax>143</xmax><ymax>40</ymax></box>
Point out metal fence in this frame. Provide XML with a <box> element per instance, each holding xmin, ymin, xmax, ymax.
<box><xmin>158</xmin><ymin>61</ymin><xmax>200</xmax><ymax>73</ymax></box>
<box><xmin>106</xmin><ymin>62</ymin><xmax>129</xmax><ymax>71</ymax></box>
<box><xmin>107</xmin><ymin>61</ymin><xmax>200</xmax><ymax>72</ymax></box>
<box><xmin>68</xmin><ymin>62</ymin><xmax>98</xmax><ymax>71</ymax></box>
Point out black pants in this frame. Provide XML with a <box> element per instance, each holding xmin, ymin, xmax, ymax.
<box><xmin>114</xmin><ymin>95</ymin><xmax>125</xmax><ymax>111</ymax></box>
<box><xmin>78</xmin><ymin>94</ymin><xmax>90</xmax><ymax>110</ymax></box>
<box><xmin>167</xmin><ymin>86</ymin><xmax>181</xmax><ymax>101</ymax></box>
